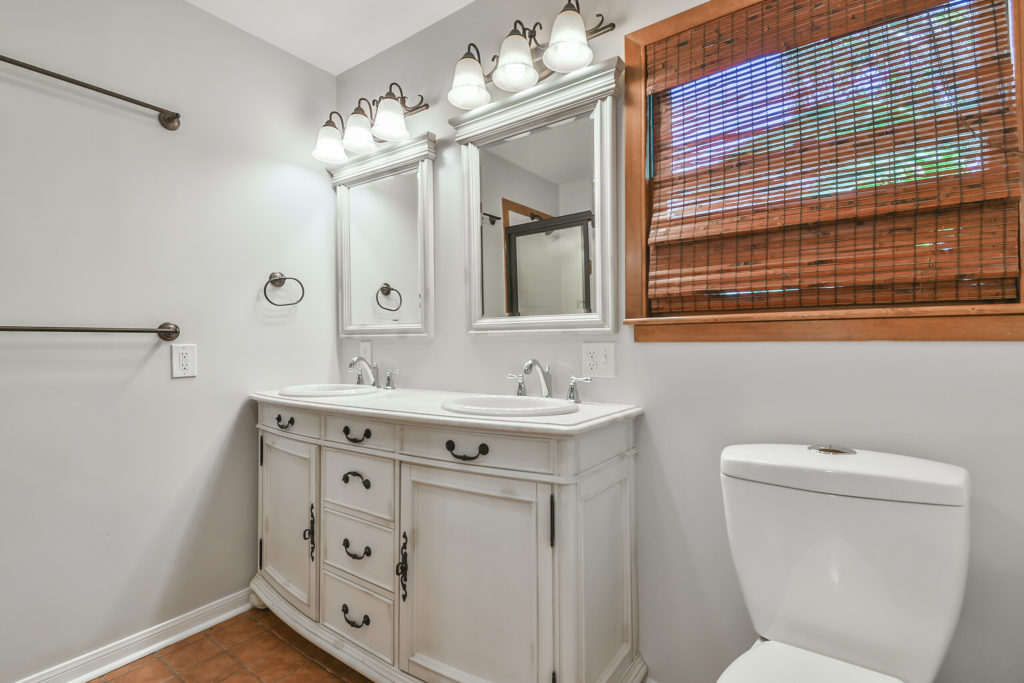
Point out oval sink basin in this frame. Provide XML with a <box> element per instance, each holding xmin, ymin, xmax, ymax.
<box><xmin>279</xmin><ymin>383</ymin><xmax>378</xmax><ymax>397</ymax></box>
<box><xmin>441</xmin><ymin>395</ymin><xmax>580</xmax><ymax>417</ymax></box>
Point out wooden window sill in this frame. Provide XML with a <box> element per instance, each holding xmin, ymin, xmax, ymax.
<box><xmin>625</xmin><ymin>305</ymin><xmax>1024</xmax><ymax>341</ymax></box>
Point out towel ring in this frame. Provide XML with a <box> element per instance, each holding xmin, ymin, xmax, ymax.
<box><xmin>264</xmin><ymin>272</ymin><xmax>305</xmax><ymax>306</ymax></box>
<box><xmin>376</xmin><ymin>283</ymin><xmax>403</xmax><ymax>312</ymax></box>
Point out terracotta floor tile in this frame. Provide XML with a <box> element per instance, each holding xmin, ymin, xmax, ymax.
<box><xmin>246</xmin><ymin>648</ymin><xmax>308</xmax><ymax>681</ymax></box>
<box><xmin>230</xmin><ymin>630</ymin><xmax>290</xmax><ymax>666</ymax></box>
<box><xmin>209</xmin><ymin>617</ymin><xmax>266</xmax><ymax>649</ymax></box>
<box><xmin>276</xmin><ymin>663</ymin><xmax>341</xmax><ymax>683</ymax></box>
<box><xmin>106</xmin><ymin>659</ymin><xmax>174</xmax><ymax>683</ymax></box>
<box><xmin>156</xmin><ymin>632</ymin><xmax>207</xmax><ymax>657</ymax></box>
<box><xmin>205</xmin><ymin>611</ymin><xmax>254</xmax><ymax>635</ymax></box>
<box><xmin>177</xmin><ymin>653</ymin><xmax>241</xmax><ymax>683</ymax></box>
<box><xmin>249</xmin><ymin>608</ymin><xmax>285</xmax><ymax>629</ymax></box>
<box><xmin>221</xmin><ymin>672</ymin><xmax>260</xmax><ymax>683</ymax></box>
<box><xmin>161</xmin><ymin>635</ymin><xmax>224</xmax><ymax>673</ymax></box>
<box><xmin>304</xmin><ymin>648</ymin><xmax>352</xmax><ymax>676</ymax></box>
<box><xmin>102</xmin><ymin>653</ymin><xmax>158</xmax><ymax>679</ymax></box>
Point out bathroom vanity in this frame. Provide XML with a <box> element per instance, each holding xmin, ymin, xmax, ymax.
<box><xmin>249</xmin><ymin>388</ymin><xmax>646</xmax><ymax>683</ymax></box>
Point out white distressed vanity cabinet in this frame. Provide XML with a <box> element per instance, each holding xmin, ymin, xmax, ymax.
<box><xmin>249</xmin><ymin>389</ymin><xmax>646</xmax><ymax>683</ymax></box>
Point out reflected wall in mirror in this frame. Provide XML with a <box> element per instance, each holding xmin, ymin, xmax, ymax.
<box><xmin>333</xmin><ymin>134</ymin><xmax>435</xmax><ymax>337</ymax></box>
<box><xmin>451</xmin><ymin>58</ymin><xmax>622</xmax><ymax>334</ymax></box>
<box><xmin>479</xmin><ymin>114</ymin><xmax>594</xmax><ymax>318</ymax></box>
<box><xmin>349</xmin><ymin>169</ymin><xmax>419</xmax><ymax>324</ymax></box>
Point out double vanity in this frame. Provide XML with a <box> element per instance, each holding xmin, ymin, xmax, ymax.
<box><xmin>249</xmin><ymin>385</ymin><xmax>646</xmax><ymax>683</ymax></box>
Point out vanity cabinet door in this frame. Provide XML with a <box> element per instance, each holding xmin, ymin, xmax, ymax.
<box><xmin>260</xmin><ymin>433</ymin><xmax>318</xmax><ymax>620</ymax></box>
<box><xmin>398</xmin><ymin>465</ymin><xmax>554</xmax><ymax>683</ymax></box>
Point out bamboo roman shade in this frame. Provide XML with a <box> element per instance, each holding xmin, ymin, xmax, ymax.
<box><xmin>644</xmin><ymin>0</ymin><xmax>1022</xmax><ymax>314</ymax></box>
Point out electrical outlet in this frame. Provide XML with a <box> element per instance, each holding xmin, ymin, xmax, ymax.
<box><xmin>171</xmin><ymin>344</ymin><xmax>197</xmax><ymax>378</ymax></box>
<box><xmin>581</xmin><ymin>342</ymin><xmax>615</xmax><ymax>378</ymax></box>
<box><xmin>359</xmin><ymin>340</ymin><xmax>372</xmax><ymax>363</ymax></box>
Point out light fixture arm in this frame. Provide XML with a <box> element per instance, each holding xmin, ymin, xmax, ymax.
<box><xmin>324</xmin><ymin>110</ymin><xmax>346</xmax><ymax>133</ymax></box>
<box><xmin>376</xmin><ymin>82</ymin><xmax>429</xmax><ymax>117</ymax></box>
<box><xmin>464</xmin><ymin>42</ymin><xmax>483</xmax><ymax>62</ymax></box>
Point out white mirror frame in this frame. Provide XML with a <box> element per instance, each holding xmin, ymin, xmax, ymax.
<box><xmin>451</xmin><ymin>58</ymin><xmax>623</xmax><ymax>334</ymax></box>
<box><xmin>331</xmin><ymin>133</ymin><xmax>435</xmax><ymax>338</ymax></box>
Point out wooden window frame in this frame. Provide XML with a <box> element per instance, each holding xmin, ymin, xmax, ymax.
<box><xmin>624</xmin><ymin>0</ymin><xmax>1024</xmax><ymax>341</ymax></box>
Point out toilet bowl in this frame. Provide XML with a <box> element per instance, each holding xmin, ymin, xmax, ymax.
<box><xmin>718</xmin><ymin>444</ymin><xmax>970</xmax><ymax>683</ymax></box>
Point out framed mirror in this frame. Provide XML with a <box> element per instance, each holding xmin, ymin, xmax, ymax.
<box><xmin>451</xmin><ymin>58</ymin><xmax>622</xmax><ymax>333</ymax></box>
<box><xmin>331</xmin><ymin>133</ymin><xmax>434</xmax><ymax>337</ymax></box>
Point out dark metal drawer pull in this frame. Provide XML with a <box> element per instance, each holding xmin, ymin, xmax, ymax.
<box><xmin>275</xmin><ymin>414</ymin><xmax>295</xmax><ymax>429</ymax></box>
<box><xmin>445</xmin><ymin>439</ymin><xmax>489</xmax><ymax>461</ymax></box>
<box><xmin>342</xmin><ymin>425</ymin><xmax>372</xmax><ymax>443</ymax></box>
<box><xmin>341</xmin><ymin>604</ymin><xmax>370</xmax><ymax>628</ymax></box>
<box><xmin>342</xmin><ymin>471</ymin><xmax>372</xmax><ymax>489</ymax></box>
<box><xmin>342</xmin><ymin>538</ymin><xmax>371</xmax><ymax>560</ymax></box>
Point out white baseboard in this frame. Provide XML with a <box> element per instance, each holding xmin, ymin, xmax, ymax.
<box><xmin>16</xmin><ymin>588</ymin><xmax>252</xmax><ymax>683</ymax></box>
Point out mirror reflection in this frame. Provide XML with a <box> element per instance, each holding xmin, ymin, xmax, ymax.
<box><xmin>348</xmin><ymin>169</ymin><xmax>421</xmax><ymax>325</ymax></box>
<box><xmin>479</xmin><ymin>113</ymin><xmax>594</xmax><ymax>317</ymax></box>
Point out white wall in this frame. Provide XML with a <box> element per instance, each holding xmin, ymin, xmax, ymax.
<box><xmin>335</xmin><ymin>1</ymin><xmax>1024</xmax><ymax>681</ymax></box>
<box><xmin>0</xmin><ymin>2</ymin><xmax>339</xmax><ymax>680</ymax></box>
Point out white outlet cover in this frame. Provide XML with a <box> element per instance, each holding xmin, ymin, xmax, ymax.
<box><xmin>171</xmin><ymin>344</ymin><xmax>197</xmax><ymax>379</ymax></box>
<box><xmin>582</xmin><ymin>342</ymin><xmax>615</xmax><ymax>379</ymax></box>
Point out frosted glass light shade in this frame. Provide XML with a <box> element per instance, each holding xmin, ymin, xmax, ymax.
<box><xmin>543</xmin><ymin>5</ymin><xmax>593</xmax><ymax>73</ymax></box>
<box><xmin>311</xmin><ymin>122</ymin><xmax>347</xmax><ymax>164</ymax></box>
<box><xmin>493</xmin><ymin>32</ymin><xmax>538</xmax><ymax>92</ymax></box>
<box><xmin>372</xmin><ymin>97</ymin><xmax>409</xmax><ymax>142</ymax></box>
<box><xmin>343</xmin><ymin>110</ymin><xmax>377</xmax><ymax>154</ymax></box>
<box><xmin>447</xmin><ymin>54</ymin><xmax>491</xmax><ymax>110</ymax></box>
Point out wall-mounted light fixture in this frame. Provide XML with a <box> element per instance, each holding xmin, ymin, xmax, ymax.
<box><xmin>312</xmin><ymin>82</ymin><xmax>429</xmax><ymax>164</ymax></box>
<box><xmin>446</xmin><ymin>1</ymin><xmax>615</xmax><ymax>110</ymax></box>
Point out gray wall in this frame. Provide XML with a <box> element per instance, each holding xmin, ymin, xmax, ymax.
<box><xmin>335</xmin><ymin>1</ymin><xmax>1024</xmax><ymax>681</ymax></box>
<box><xmin>0</xmin><ymin>2</ymin><xmax>339</xmax><ymax>679</ymax></box>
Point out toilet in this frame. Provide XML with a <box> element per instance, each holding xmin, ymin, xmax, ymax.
<box><xmin>718</xmin><ymin>444</ymin><xmax>970</xmax><ymax>683</ymax></box>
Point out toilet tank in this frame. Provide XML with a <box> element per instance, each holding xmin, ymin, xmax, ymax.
<box><xmin>721</xmin><ymin>444</ymin><xmax>969</xmax><ymax>683</ymax></box>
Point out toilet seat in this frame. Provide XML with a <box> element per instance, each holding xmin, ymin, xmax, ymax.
<box><xmin>717</xmin><ymin>641</ymin><xmax>903</xmax><ymax>683</ymax></box>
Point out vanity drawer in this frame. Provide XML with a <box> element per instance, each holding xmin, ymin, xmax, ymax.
<box><xmin>400</xmin><ymin>427</ymin><xmax>554</xmax><ymax>474</ymax></box>
<box><xmin>323</xmin><ymin>448</ymin><xmax>395</xmax><ymax>523</ymax></box>
<box><xmin>322</xmin><ymin>508</ymin><xmax>395</xmax><ymax>593</ymax></box>
<box><xmin>324</xmin><ymin>416</ymin><xmax>395</xmax><ymax>452</ymax></box>
<box><xmin>260</xmin><ymin>405</ymin><xmax>320</xmax><ymax>439</ymax></box>
<box><xmin>322</xmin><ymin>570</ymin><xmax>394</xmax><ymax>664</ymax></box>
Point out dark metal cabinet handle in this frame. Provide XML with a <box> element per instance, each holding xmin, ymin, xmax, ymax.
<box><xmin>342</xmin><ymin>471</ymin><xmax>372</xmax><ymax>489</ymax></box>
<box><xmin>301</xmin><ymin>504</ymin><xmax>315</xmax><ymax>561</ymax></box>
<box><xmin>396</xmin><ymin>531</ymin><xmax>409</xmax><ymax>601</ymax></box>
<box><xmin>342</xmin><ymin>426</ymin><xmax>372</xmax><ymax>444</ymax></box>
<box><xmin>445</xmin><ymin>439</ymin><xmax>489</xmax><ymax>461</ymax></box>
<box><xmin>275</xmin><ymin>414</ymin><xmax>295</xmax><ymax>430</ymax></box>
<box><xmin>342</xmin><ymin>538</ymin><xmax>371</xmax><ymax>560</ymax></box>
<box><xmin>341</xmin><ymin>604</ymin><xmax>370</xmax><ymax>628</ymax></box>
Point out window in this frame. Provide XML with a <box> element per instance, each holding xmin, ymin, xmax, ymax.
<box><xmin>625</xmin><ymin>0</ymin><xmax>1024</xmax><ymax>340</ymax></box>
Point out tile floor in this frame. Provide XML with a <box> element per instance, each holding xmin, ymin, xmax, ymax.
<box><xmin>90</xmin><ymin>609</ymin><xmax>373</xmax><ymax>683</ymax></box>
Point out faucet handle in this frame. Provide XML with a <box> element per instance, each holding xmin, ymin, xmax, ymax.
<box><xmin>506</xmin><ymin>373</ymin><xmax>526</xmax><ymax>396</ymax></box>
<box><xmin>348</xmin><ymin>367</ymin><xmax>365</xmax><ymax>385</ymax></box>
<box><xmin>567</xmin><ymin>376</ymin><xmax>592</xmax><ymax>403</ymax></box>
<box><xmin>384</xmin><ymin>369</ymin><xmax>400</xmax><ymax>390</ymax></box>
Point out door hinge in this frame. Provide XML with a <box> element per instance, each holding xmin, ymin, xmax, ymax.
<box><xmin>302</xmin><ymin>504</ymin><xmax>316</xmax><ymax>562</ymax></box>
<box><xmin>550</xmin><ymin>493</ymin><xmax>555</xmax><ymax>547</ymax></box>
<box><xmin>258</xmin><ymin>538</ymin><xmax>263</xmax><ymax>569</ymax></box>
<box><xmin>259</xmin><ymin>435</ymin><xmax>264</xmax><ymax>466</ymax></box>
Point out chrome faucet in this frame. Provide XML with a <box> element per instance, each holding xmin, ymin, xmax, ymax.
<box><xmin>348</xmin><ymin>356</ymin><xmax>378</xmax><ymax>387</ymax></box>
<box><xmin>522</xmin><ymin>359</ymin><xmax>552</xmax><ymax>398</ymax></box>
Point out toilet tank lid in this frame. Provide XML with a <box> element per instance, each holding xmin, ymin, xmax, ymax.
<box><xmin>721</xmin><ymin>444</ymin><xmax>969</xmax><ymax>506</ymax></box>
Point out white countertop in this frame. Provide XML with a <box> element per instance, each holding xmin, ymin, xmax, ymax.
<box><xmin>251</xmin><ymin>388</ymin><xmax>642</xmax><ymax>437</ymax></box>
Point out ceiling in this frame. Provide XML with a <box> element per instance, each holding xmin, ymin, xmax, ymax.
<box><xmin>185</xmin><ymin>0</ymin><xmax>474</xmax><ymax>75</ymax></box>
